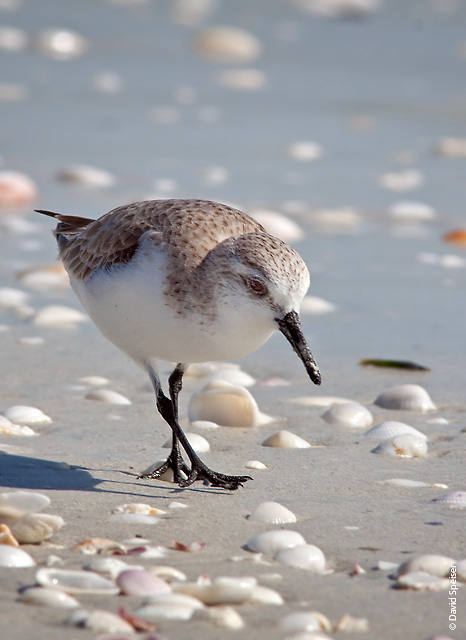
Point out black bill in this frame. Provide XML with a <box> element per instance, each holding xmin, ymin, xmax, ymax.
<box><xmin>277</xmin><ymin>310</ymin><xmax>322</xmax><ymax>385</ymax></box>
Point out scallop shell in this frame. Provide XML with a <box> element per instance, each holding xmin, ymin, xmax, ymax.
<box><xmin>188</xmin><ymin>380</ymin><xmax>272</xmax><ymax>427</ymax></box>
<box><xmin>396</xmin><ymin>555</ymin><xmax>454</xmax><ymax>578</ymax></box>
<box><xmin>2</xmin><ymin>405</ymin><xmax>51</xmax><ymax>425</ymax></box>
<box><xmin>57</xmin><ymin>165</ymin><xmax>115</xmax><ymax>187</ymax></box>
<box><xmin>0</xmin><ymin>490</ymin><xmax>50</xmax><ymax>519</ymax></box>
<box><xmin>279</xmin><ymin>610</ymin><xmax>331</xmax><ymax>633</ymax></box>
<box><xmin>193</xmin><ymin>26</ymin><xmax>261</xmax><ymax>63</ymax></box>
<box><xmin>65</xmin><ymin>608</ymin><xmax>134</xmax><ymax>633</ymax></box>
<box><xmin>36</xmin><ymin>568</ymin><xmax>119</xmax><ymax>594</ymax></box>
<box><xmin>0</xmin><ymin>545</ymin><xmax>35</xmax><ymax>567</ymax></box>
<box><xmin>34</xmin><ymin>305</ymin><xmax>88</xmax><ymax>328</ymax></box>
<box><xmin>261</xmin><ymin>430</ymin><xmax>311</xmax><ymax>448</ymax></box>
<box><xmin>135</xmin><ymin>593</ymin><xmax>205</xmax><ymax>622</ymax></box>
<box><xmin>163</xmin><ymin>432</ymin><xmax>209</xmax><ymax>453</ymax></box>
<box><xmin>174</xmin><ymin>576</ymin><xmax>256</xmax><ymax>605</ymax></box>
<box><xmin>365</xmin><ymin>421</ymin><xmax>427</xmax><ymax>441</ymax></box>
<box><xmin>321</xmin><ymin>402</ymin><xmax>372</xmax><ymax>428</ymax></box>
<box><xmin>116</xmin><ymin>569</ymin><xmax>171</xmax><ymax>596</ymax></box>
<box><xmin>275</xmin><ymin>544</ymin><xmax>326</xmax><ymax>572</ymax></box>
<box><xmin>7</xmin><ymin>513</ymin><xmax>64</xmax><ymax>543</ymax></box>
<box><xmin>244</xmin><ymin>530</ymin><xmax>306</xmax><ymax>555</ymax></box>
<box><xmin>18</xmin><ymin>586</ymin><xmax>80</xmax><ymax>608</ymax></box>
<box><xmin>374</xmin><ymin>384</ymin><xmax>436</xmax><ymax>411</ymax></box>
<box><xmin>371</xmin><ymin>434</ymin><xmax>427</xmax><ymax>458</ymax></box>
<box><xmin>247</xmin><ymin>501</ymin><xmax>297</xmax><ymax>525</ymax></box>
<box><xmin>245</xmin><ymin>460</ymin><xmax>267</xmax><ymax>470</ymax></box>
<box><xmin>85</xmin><ymin>389</ymin><xmax>131</xmax><ymax>405</ymax></box>
<box><xmin>394</xmin><ymin>571</ymin><xmax>451</xmax><ymax>591</ymax></box>
<box><xmin>432</xmin><ymin>491</ymin><xmax>466</xmax><ymax>506</ymax></box>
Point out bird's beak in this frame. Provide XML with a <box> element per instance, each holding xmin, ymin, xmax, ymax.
<box><xmin>276</xmin><ymin>310</ymin><xmax>321</xmax><ymax>385</ymax></box>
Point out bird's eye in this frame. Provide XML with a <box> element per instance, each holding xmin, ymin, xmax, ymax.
<box><xmin>248</xmin><ymin>277</ymin><xmax>267</xmax><ymax>295</ymax></box>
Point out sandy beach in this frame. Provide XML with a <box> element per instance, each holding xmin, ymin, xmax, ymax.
<box><xmin>1</xmin><ymin>1</ymin><xmax>465</xmax><ymax>638</ymax></box>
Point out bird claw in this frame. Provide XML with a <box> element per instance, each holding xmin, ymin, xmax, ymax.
<box><xmin>139</xmin><ymin>452</ymin><xmax>190</xmax><ymax>483</ymax></box>
<box><xmin>179</xmin><ymin>460</ymin><xmax>252</xmax><ymax>491</ymax></box>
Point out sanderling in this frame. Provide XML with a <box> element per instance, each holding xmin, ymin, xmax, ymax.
<box><xmin>37</xmin><ymin>199</ymin><xmax>321</xmax><ymax>490</ymax></box>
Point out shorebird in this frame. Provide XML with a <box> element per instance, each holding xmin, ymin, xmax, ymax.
<box><xmin>37</xmin><ymin>199</ymin><xmax>321</xmax><ymax>490</ymax></box>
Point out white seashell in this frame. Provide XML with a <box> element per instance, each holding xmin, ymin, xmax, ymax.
<box><xmin>190</xmin><ymin>419</ymin><xmax>219</xmax><ymax>429</ymax></box>
<box><xmin>311</xmin><ymin>206</ymin><xmax>361</xmax><ymax>229</ymax></box>
<box><xmin>168</xmin><ymin>500</ymin><xmax>189</xmax><ymax>510</ymax></box>
<box><xmin>83</xmin><ymin>557</ymin><xmax>142</xmax><ymax>580</ymax></box>
<box><xmin>432</xmin><ymin>491</ymin><xmax>466</xmax><ymax>506</ymax></box>
<box><xmin>85</xmin><ymin>389</ymin><xmax>131</xmax><ymax>405</ymax></box>
<box><xmin>321</xmin><ymin>402</ymin><xmax>372</xmax><ymax>428</ymax></box>
<box><xmin>279</xmin><ymin>610</ymin><xmax>331</xmax><ymax>633</ymax></box>
<box><xmin>0</xmin><ymin>490</ymin><xmax>50</xmax><ymax>519</ymax></box>
<box><xmin>17</xmin><ymin>263</ymin><xmax>70</xmax><ymax>292</ymax></box>
<box><xmin>335</xmin><ymin>614</ymin><xmax>370</xmax><ymax>632</ymax></box>
<box><xmin>0</xmin><ymin>171</ymin><xmax>38</xmax><ymax>209</ymax></box>
<box><xmin>247</xmin><ymin>208</ymin><xmax>304</xmax><ymax>243</ymax></box>
<box><xmin>262</xmin><ymin>430</ymin><xmax>311</xmax><ymax>448</ymax></box>
<box><xmin>7</xmin><ymin>513</ymin><xmax>64</xmax><ymax>543</ymax></box>
<box><xmin>36</xmin><ymin>568</ymin><xmax>119</xmax><ymax>594</ymax></box>
<box><xmin>17</xmin><ymin>336</ymin><xmax>45</xmax><ymax>346</ymax></box>
<box><xmin>244</xmin><ymin>530</ymin><xmax>306</xmax><ymax>555</ymax></box>
<box><xmin>150</xmin><ymin>566</ymin><xmax>187</xmax><ymax>583</ymax></box>
<box><xmin>164</xmin><ymin>432</ymin><xmax>209</xmax><ymax>453</ymax></box>
<box><xmin>0</xmin><ymin>418</ymin><xmax>37</xmax><ymax>436</ymax></box>
<box><xmin>134</xmin><ymin>545</ymin><xmax>167</xmax><ymax>559</ymax></box>
<box><xmin>109</xmin><ymin>513</ymin><xmax>159</xmax><ymax>525</ymax></box>
<box><xmin>204</xmin><ymin>367</ymin><xmax>255</xmax><ymax>388</ymax></box>
<box><xmin>216</xmin><ymin>68</ymin><xmax>267</xmax><ymax>91</ymax></box>
<box><xmin>374</xmin><ymin>384</ymin><xmax>436</xmax><ymax>411</ymax></box>
<box><xmin>394</xmin><ymin>571</ymin><xmax>451</xmax><ymax>591</ymax></box>
<box><xmin>193</xmin><ymin>604</ymin><xmax>245</xmax><ymax>629</ymax></box>
<box><xmin>2</xmin><ymin>405</ymin><xmax>51</xmax><ymax>425</ymax></box>
<box><xmin>57</xmin><ymin>164</ymin><xmax>115</xmax><ymax>188</ymax></box>
<box><xmin>65</xmin><ymin>608</ymin><xmax>133</xmax><ymax>633</ymax></box>
<box><xmin>112</xmin><ymin>502</ymin><xmax>165</xmax><ymax>516</ymax></box>
<box><xmin>295</xmin><ymin>0</ymin><xmax>380</xmax><ymax>19</ymax></box>
<box><xmin>248</xmin><ymin>501</ymin><xmax>297</xmax><ymax>525</ymax></box>
<box><xmin>188</xmin><ymin>380</ymin><xmax>272</xmax><ymax>427</ymax></box>
<box><xmin>175</xmin><ymin>576</ymin><xmax>256</xmax><ymax>605</ymax></box>
<box><xmin>381</xmin><ymin>478</ymin><xmax>429</xmax><ymax>488</ymax></box>
<box><xmin>18</xmin><ymin>586</ymin><xmax>80</xmax><ymax>608</ymax></box>
<box><xmin>377</xmin><ymin>560</ymin><xmax>399</xmax><ymax>571</ymax></box>
<box><xmin>456</xmin><ymin>559</ymin><xmax>466</xmax><ymax>583</ymax></box>
<box><xmin>186</xmin><ymin>362</ymin><xmax>240</xmax><ymax>378</ymax></box>
<box><xmin>300</xmin><ymin>296</ymin><xmax>337</xmax><ymax>315</ymax></box>
<box><xmin>0</xmin><ymin>287</ymin><xmax>32</xmax><ymax>317</ymax></box>
<box><xmin>245</xmin><ymin>460</ymin><xmax>267</xmax><ymax>470</ymax></box>
<box><xmin>135</xmin><ymin>592</ymin><xmax>205</xmax><ymax>621</ymax></box>
<box><xmin>292</xmin><ymin>395</ymin><xmax>352</xmax><ymax>407</ymax></box>
<box><xmin>35</xmin><ymin>29</ymin><xmax>88</xmax><ymax>59</ymax></box>
<box><xmin>34</xmin><ymin>305</ymin><xmax>88</xmax><ymax>328</ymax></box>
<box><xmin>388</xmin><ymin>201</ymin><xmax>436</xmax><ymax>221</ymax></box>
<box><xmin>397</xmin><ymin>555</ymin><xmax>454</xmax><ymax>578</ymax></box>
<box><xmin>285</xmin><ymin>140</ymin><xmax>323</xmax><ymax>161</ymax></box>
<box><xmin>193</xmin><ymin>26</ymin><xmax>261</xmax><ymax>63</ymax></box>
<box><xmin>117</xmin><ymin>569</ymin><xmax>171</xmax><ymax>596</ymax></box>
<box><xmin>379</xmin><ymin>168</ymin><xmax>423</xmax><ymax>192</ymax></box>
<box><xmin>275</xmin><ymin>544</ymin><xmax>326</xmax><ymax>572</ymax></box>
<box><xmin>0</xmin><ymin>545</ymin><xmax>35</xmax><ymax>567</ymax></box>
<box><xmin>78</xmin><ymin>375</ymin><xmax>109</xmax><ymax>386</ymax></box>
<box><xmin>372</xmin><ymin>434</ymin><xmax>428</xmax><ymax>458</ymax></box>
<box><xmin>247</xmin><ymin>584</ymin><xmax>284</xmax><ymax>605</ymax></box>
<box><xmin>365</xmin><ymin>421</ymin><xmax>427</xmax><ymax>441</ymax></box>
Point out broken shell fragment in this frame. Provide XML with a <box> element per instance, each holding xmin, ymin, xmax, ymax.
<box><xmin>374</xmin><ymin>384</ymin><xmax>436</xmax><ymax>411</ymax></box>
<box><xmin>244</xmin><ymin>530</ymin><xmax>306</xmax><ymax>555</ymax></box>
<box><xmin>432</xmin><ymin>491</ymin><xmax>466</xmax><ymax>506</ymax></box>
<box><xmin>394</xmin><ymin>571</ymin><xmax>451</xmax><ymax>591</ymax></box>
<box><xmin>36</xmin><ymin>568</ymin><xmax>120</xmax><ymax>594</ymax></box>
<box><xmin>322</xmin><ymin>402</ymin><xmax>372</xmax><ymax>428</ymax></box>
<box><xmin>111</xmin><ymin>503</ymin><xmax>165</xmax><ymax>516</ymax></box>
<box><xmin>0</xmin><ymin>523</ymin><xmax>19</xmax><ymax>546</ymax></box>
<box><xmin>365</xmin><ymin>421</ymin><xmax>427</xmax><ymax>441</ymax></box>
<box><xmin>7</xmin><ymin>513</ymin><xmax>64</xmax><ymax>543</ymax></box>
<box><xmin>275</xmin><ymin>544</ymin><xmax>326</xmax><ymax>572</ymax></box>
<box><xmin>371</xmin><ymin>434</ymin><xmax>428</xmax><ymax>458</ymax></box>
<box><xmin>262</xmin><ymin>430</ymin><xmax>311</xmax><ymax>448</ymax></box>
<box><xmin>247</xmin><ymin>501</ymin><xmax>297</xmax><ymax>525</ymax></box>
<box><xmin>2</xmin><ymin>405</ymin><xmax>51</xmax><ymax>425</ymax></box>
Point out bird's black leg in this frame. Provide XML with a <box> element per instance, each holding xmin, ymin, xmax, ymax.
<box><xmin>141</xmin><ymin>363</ymin><xmax>252</xmax><ymax>490</ymax></box>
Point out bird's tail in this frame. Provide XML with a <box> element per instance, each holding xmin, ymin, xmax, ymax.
<box><xmin>35</xmin><ymin>209</ymin><xmax>94</xmax><ymax>235</ymax></box>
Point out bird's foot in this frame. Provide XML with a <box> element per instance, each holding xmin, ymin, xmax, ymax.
<box><xmin>179</xmin><ymin>458</ymin><xmax>252</xmax><ymax>491</ymax></box>
<box><xmin>139</xmin><ymin>451</ymin><xmax>191</xmax><ymax>484</ymax></box>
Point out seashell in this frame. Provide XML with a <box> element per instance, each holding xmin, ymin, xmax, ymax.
<box><xmin>394</xmin><ymin>571</ymin><xmax>451</xmax><ymax>591</ymax></box>
<box><xmin>0</xmin><ymin>26</ymin><xmax>27</xmax><ymax>52</ymax></box>
<box><xmin>311</xmin><ymin>206</ymin><xmax>361</xmax><ymax>229</ymax></box>
<box><xmin>0</xmin><ymin>418</ymin><xmax>37</xmax><ymax>436</ymax></box>
<box><xmin>34</xmin><ymin>305</ymin><xmax>88</xmax><ymax>328</ymax></box>
<box><xmin>78</xmin><ymin>375</ymin><xmax>109</xmax><ymax>386</ymax></box>
<box><xmin>379</xmin><ymin>169</ymin><xmax>424</xmax><ymax>192</ymax></box>
<box><xmin>335</xmin><ymin>614</ymin><xmax>370</xmax><ymax>632</ymax></box>
<box><xmin>381</xmin><ymin>478</ymin><xmax>429</xmax><ymax>488</ymax></box>
<box><xmin>149</xmin><ymin>566</ymin><xmax>187</xmax><ymax>583</ymax></box>
<box><xmin>204</xmin><ymin>367</ymin><xmax>255</xmax><ymax>387</ymax></box>
<box><xmin>0</xmin><ymin>490</ymin><xmax>50</xmax><ymax>519</ymax></box>
<box><xmin>388</xmin><ymin>201</ymin><xmax>436</xmax><ymax>221</ymax></box>
<box><xmin>321</xmin><ymin>402</ymin><xmax>372</xmax><ymax>428</ymax></box>
<box><xmin>7</xmin><ymin>513</ymin><xmax>64</xmax><ymax>543</ymax></box>
<box><xmin>377</xmin><ymin>560</ymin><xmax>399</xmax><ymax>571</ymax></box>
<box><xmin>186</xmin><ymin>362</ymin><xmax>240</xmax><ymax>378</ymax></box>
<box><xmin>2</xmin><ymin>405</ymin><xmax>51</xmax><ymax>425</ymax></box>
<box><xmin>17</xmin><ymin>336</ymin><xmax>45</xmax><ymax>346</ymax></box>
<box><xmin>0</xmin><ymin>544</ymin><xmax>35</xmax><ymax>567</ymax></box>
<box><xmin>275</xmin><ymin>544</ymin><xmax>326</xmax><ymax>572</ymax></box>
<box><xmin>190</xmin><ymin>419</ymin><xmax>219</xmax><ymax>429</ymax></box>
<box><xmin>36</xmin><ymin>568</ymin><xmax>119</xmax><ymax>594</ymax></box>
<box><xmin>0</xmin><ymin>287</ymin><xmax>32</xmax><ymax>317</ymax></box>
<box><xmin>300</xmin><ymin>296</ymin><xmax>337</xmax><ymax>315</ymax></box>
<box><xmin>245</xmin><ymin>460</ymin><xmax>267</xmax><ymax>470</ymax></box>
<box><xmin>175</xmin><ymin>576</ymin><xmax>256</xmax><ymax>605</ymax></box>
<box><xmin>244</xmin><ymin>530</ymin><xmax>306</xmax><ymax>555</ymax></box>
<box><xmin>261</xmin><ymin>430</ymin><xmax>311</xmax><ymax>448</ymax></box>
<box><xmin>164</xmin><ymin>432</ymin><xmax>209</xmax><ymax>453</ymax></box>
<box><xmin>17</xmin><ymin>263</ymin><xmax>69</xmax><ymax>292</ymax></box>
<box><xmin>432</xmin><ymin>491</ymin><xmax>466</xmax><ymax>506</ymax></box>
<box><xmin>396</xmin><ymin>554</ymin><xmax>455</xmax><ymax>578</ymax></box>
<box><xmin>18</xmin><ymin>586</ymin><xmax>80</xmax><ymax>608</ymax></box>
<box><xmin>57</xmin><ymin>164</ymin><xmax>115</xmax><ymax>188</ymax></box>
<box><xmin>216</xmin><ymin>68</ymin><xmax>267</xmax><ymax>91</ymax></box>
<box><xmin>247</xmin><ymin>584</ymin><xmax>284</xmax><ymax>605</ymax></box>
<box><xmin>130</xmin><ymin>545</ymin><xmax>167</xmax><ymax>559</ymax></box>
<box><xmin>112</xmin><ymin>503</ymin><xmax>165</xmax><ymax>516</ymax></box>
<box><xmin>135</xmin><ymin>592</ymin><xmax>205</xmax><ymax>622</ymax></box>
<box><xmin>294</xmin><ymin>0</ymin><xmax>380</xmax><ymax>19</ymax></box>
<box><xmin>193</xmin><ymin>604</ymin><xmax>245</xmax><ymax>629</ymax></box>
<box><xmin>117</xmin><ymin>569</ymin><xmax>171</xmax><ymax>596</ymax></box>
<box><xmin>85</xmin><ymin>389</ymin><xmax>131</xmax><ymax>405</ymax></box>
<box><xmin>72</xmin><ymin>537</ymin><xmax>125</xmax><ymax>554</ymax></box>
<box><xmin>34</xmin><ymin>29</ymin><xmax>88</xmax><ymax>60</ymax></box>
<box><xmin>285</xmin><ymin>140</ymin><xmax>323</xmax><ymax>161</ymax></box>
<box><xmin>247</xmin><ymin>208</ymin><xmax>304</xmax><ymax>243</ymax></box>
<box><xmin>247</xmin><ymin>501</ymin><xmax>297</xmax><ymax>525</ymax></box>
<box><xmin>374</xmin><ymin>384</ymin><xmax>436</xmax><ymax>411</ymax></box>
<box><xmin>83</xmin><ymin>557</ymin><xmax>142</xmax><ymax>580</ymax></box>
<box><xmin>193</xmin><ymin>26</ymin><xmax>261</xmax><ymax>63</ymax></box>
<box><xmin>292</xmin><ymin>395</ymin><xmax>352</xmax><ymax>407</ymax></box>
<box><xmin>279</xmin><ymin>610</ymin><xmax>331</xmax><ymax>633</ymax></box>
<box><xmin>365</xmin><ymin>421</ymin><xmax>427</xmax><ymax>441</ymax></box>
<box><xmin>109</xmin><ymin>513</ymin><xmax>159</xmax><ymax>525</ymax></box>
<box><xmin>0</xmin><ymin>523</ymin><xmax>19</xmax><ymax>546</ymax></box>
<box><xmin>440</xmin><ymin>254</ymin><xmax>466</xmax><ymax>269</ymax></box>
<box><xmin>188</xmin><ymin>380</ymin><xmax>272</xmax><ymax>427</ymax></box>
<box><xmin>168</xmin><ymin>500</ymin><xmax>188</xmax><ymax>510</ymax></box>
<box><xmin>434</xmin><ymin>136</ymin><xmax>466</xmax><ymax>158</ymax></box>
<box><xmin>456</xmin><ymin>559</ymin><xmax>466</xmax><ymax>583</ymax></box>
<box><xmin>0</xmin><ymin>171</ymin><xmax>38</xmax><ymax>209</ymax></box>
<box><xmin>65</xmin><ymin>608</ymin><xmax>134</xmax><ymax>633</ymax></box>
<box><xmin>372</xmin><ymin>434</ymin><xmax>427</xmax><ymax>458</ymax></box>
